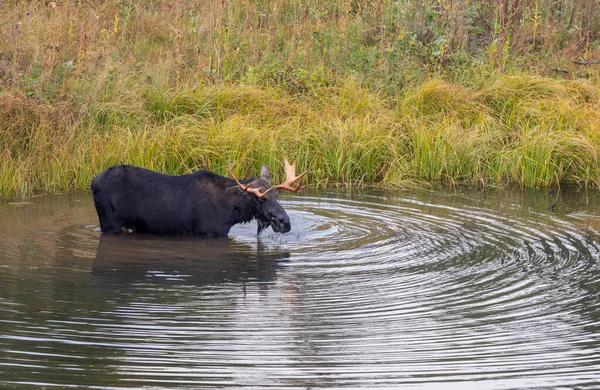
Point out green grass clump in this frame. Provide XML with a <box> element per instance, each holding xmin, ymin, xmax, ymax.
<box><xmin>1</xmin><ymin>75</ymin><xmax>600</xmax><ymax>198</ymax></box>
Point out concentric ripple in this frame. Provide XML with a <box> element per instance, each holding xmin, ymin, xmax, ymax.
<box><xmin>0</xmin><ymin>190</ymin><xmax>599</xmax><ymax>389</ymax></box>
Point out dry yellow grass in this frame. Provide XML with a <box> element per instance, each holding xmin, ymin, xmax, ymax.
<box><xmin>1</xmin><ymin>2</ymin><xmax>600</xmax><ymax>197</ymax></box>
<box><xmin>1</xmin><ymin>74</ymin><xmax>599</xmax><ymax>197</ymax></box>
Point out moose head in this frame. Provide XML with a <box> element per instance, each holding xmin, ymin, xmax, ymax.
<box><xmin>229</xmin><ymin>156</ymin><xmax>308</xmax><ymax>234</ymax></box>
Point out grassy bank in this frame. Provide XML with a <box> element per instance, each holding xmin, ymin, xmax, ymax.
<box><xmin>2</xmin><ymin>76</ymin><xmax>600</xmax><ymax>197</ymax></box>
<box><xmin>1</xmin><ymin>1</ymin><xmax>600</xmax><ymax>197</ymax></box>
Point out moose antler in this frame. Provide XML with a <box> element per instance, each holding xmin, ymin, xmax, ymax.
<box><xmin>274</xmin><ymin>156</ymin><xmax>308</xmax><ymax>192</ymax></box>
<box><xmin>229</xmin><ymin>156</ymin><xmax>307</xmax><ymax>197</ymax></box>
<box><xmin>228</xmin><ymin>166</ymin><xmax>274</xmax><ymax>198</ymax></box>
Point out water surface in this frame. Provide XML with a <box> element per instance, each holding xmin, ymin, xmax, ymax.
<box><xmin>0</xmin><ymin>188</ymin><xmax>599</xmax><ymax>389</ymax></box>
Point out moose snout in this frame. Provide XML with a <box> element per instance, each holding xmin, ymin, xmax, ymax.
<box><xmin>279</xmin><ymin>219</ymin><xmax>291</xmax><ymax>233</ymax></box>
<box><xmin>272</xmin><ymin>217</ymin><xmax>291</xmax><ymax>234</ymax></box>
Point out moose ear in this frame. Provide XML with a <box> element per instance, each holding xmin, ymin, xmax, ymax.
<box><xmin>260</xmin><ymin>164</ymin><xmax>271</xmax><ymax>182</ymax></box>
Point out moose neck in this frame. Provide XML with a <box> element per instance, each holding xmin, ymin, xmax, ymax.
<box><xmin>228</xmin><ymin>191</ymin><xmax>260</xmax><ymax>227</ymax></box>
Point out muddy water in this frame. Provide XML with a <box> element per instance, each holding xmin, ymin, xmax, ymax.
<box><xmin>0</xmin><ymin>189</ymin><xmax>599</xmax><ymax>389</ymax></box>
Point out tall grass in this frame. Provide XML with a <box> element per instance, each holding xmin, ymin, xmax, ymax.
<box><xmin>3</xmin><ymin>0</ymin><xmax>600</xmax><ymax>96</ymax></box>
<box><xmin>1</xmin><ymin>75</ymin><xmax>600</xmax><ymax>197</ymax></box>
<box><xmin>1</xmin><ymin>1</ymin><xmax>600</xmax><ymax>197</ymax></box>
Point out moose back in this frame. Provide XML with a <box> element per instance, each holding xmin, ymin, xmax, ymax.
<box><xmin>91</xmin><ymin>158</ymin><xmax>307</xmax><ymax>237</ymax></box>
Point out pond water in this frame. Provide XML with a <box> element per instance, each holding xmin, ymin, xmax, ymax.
<box><xmin>0</xmin><ymin>188</ymin><xmax>599</xmax><ymax>389</ymax></box>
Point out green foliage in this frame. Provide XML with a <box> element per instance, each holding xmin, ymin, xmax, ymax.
<box><xmin>1</xmin><ymin>74</ymin><xmax>600</xmax><ymax>197</ymax></box>
<box><xmin>1</xmin><ymin>1</ymin><xmax>600</xmax><ymax>197</ymax></box>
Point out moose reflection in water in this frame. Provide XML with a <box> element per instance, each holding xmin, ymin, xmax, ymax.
<box><xmin>92</xmin><ymin>234</ymin><xmax>289</xmax><ymax>287</ymax></box>
<box><xmin>91</xmin><ymin>157</ymin><xmax>307</xmax><ymax>237</ymax></box>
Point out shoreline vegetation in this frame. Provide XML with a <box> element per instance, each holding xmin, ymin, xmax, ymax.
<box><xmin>2</xmin><ymin>1</ymin><xmax>600</xmax><ymax>197</ymax></box>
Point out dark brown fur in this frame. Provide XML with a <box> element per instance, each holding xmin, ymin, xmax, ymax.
<box><xmin>91</xmin><ymin>165</ymin><xmax>291</xmax><ymax>237</ymax></box>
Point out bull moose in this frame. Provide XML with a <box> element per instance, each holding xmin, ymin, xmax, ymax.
<box><xmin>91</xmin><ymin>157</ymin><xmax>307</xmax><ymax>237</ymax></box>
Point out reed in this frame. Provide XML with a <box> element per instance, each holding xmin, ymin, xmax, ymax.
<box><xmin>1</xmin><ymin>74</ymin><xmax>600</xmax><ymax>197</ymax></box>
<box><xmin>1</xmin><ymin>1</ymin><xmax>600</xmax><ymax>197</ymax></box>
